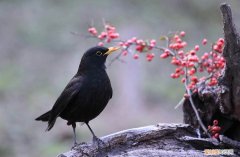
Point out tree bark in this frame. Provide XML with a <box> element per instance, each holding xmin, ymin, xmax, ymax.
<box><xmin>183</xmin><ymin>3</ymin><xmax>240</xmax><ymax>141</ymax></box>
<box><xmin>57</xmin><ymin>123</ymin><xmax>240</xmax><ymax>157</ymax></box>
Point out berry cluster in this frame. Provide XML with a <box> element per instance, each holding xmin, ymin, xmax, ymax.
<box><xmin>159</xmin><ymin>33</ymin><xmax>225</xmax><ymax>97</ymax></box>
<box><xmin>208</xmin><ymin>120</ymin><xmax>221</xmax><ymax>139</ymax></box>
<box><xmin>87</xmin><ymin>23</ymin><xmax>225</xmax><ymax>136</ymax></box>
<box><xmin>119</xmin><ymin>38</ymin><xmax>157</xmax><ymax>61</ymax></box>
<box><xmin>88</xmin><ymin>24</ymin><xmax>119</xmax><ymax>47</ymax></box>
<box><xmin>87</xmin><ymin>23</ymin><xmax>225</xmax><ymax>95</ymax></box>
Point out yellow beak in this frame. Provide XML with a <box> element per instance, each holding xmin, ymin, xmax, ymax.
<box><xmin>104</xmin><ymin>47</ymin><xmax>120</xmax><ymax>55</ymax></box>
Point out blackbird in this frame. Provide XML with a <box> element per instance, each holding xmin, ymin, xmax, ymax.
<box><xmin>35</xmin><ymin>46</ymin><xmax>119</xmax><ymax>145</ymax></box>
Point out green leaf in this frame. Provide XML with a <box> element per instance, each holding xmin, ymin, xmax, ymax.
<box><xmin>159</xmin><ymin>36</ymin><xmax>167</xmax><ymax>40</ymax></box>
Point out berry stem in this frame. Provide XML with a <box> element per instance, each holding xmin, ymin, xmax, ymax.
<box><xmin>183</xmin><ymin>66</ymin><xmax>210</xmax><ymax>137</ymax></box>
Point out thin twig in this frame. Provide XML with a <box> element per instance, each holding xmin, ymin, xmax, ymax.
<box><xmin>174</xmin><ymin>97</ymin><xmax>185</xmax><ymax>109</ymax></box>
<box><xmin>184</xmin><ymin>67</ymin><xmax>210</xmax><ymax>137</ymax></box>
<box><xmin>107</xmin><ymin>52</ymin><xmax>126</xmax><ymax>67</ymax></box>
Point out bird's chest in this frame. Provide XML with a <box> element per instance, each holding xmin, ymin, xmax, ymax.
<box><xmin>80</xmin><ymin>71</ymin><xmax>112</xmax><ymax>105</ymax></box>
<box><xmin>87</xmin><ymin>72</ymin><xmax>111</xmax><ymax>92</ymax></box>
<box><xmin>61</xmin><ymin>71</ymin><xmax>112</xmax><ymax>122</ymax></box>
<box><xmin>75</xmin><ymin>72</ymin><xmax>112</xmax><ymax>120</ymax></box>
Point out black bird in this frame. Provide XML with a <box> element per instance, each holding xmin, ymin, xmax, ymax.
<box><xmin>35</xmin><ymin>46</ymin><xmax>119</xmax><ymax>145</ymax></box>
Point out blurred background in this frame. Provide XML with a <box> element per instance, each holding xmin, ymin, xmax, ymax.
<box><xmin>0</xmin><ymin>0</ymin><xmax>240</xmax><ymax>156</ymax></box>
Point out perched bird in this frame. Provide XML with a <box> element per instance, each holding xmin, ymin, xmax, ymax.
<box><xmin>35</xmin><ymin>46</ymin><xmax>119</xmax><ymax>145</ymax></box>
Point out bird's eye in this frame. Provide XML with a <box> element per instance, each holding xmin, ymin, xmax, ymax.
<box><xmin>96</xmin><ymin>51</ymin><xmax>102</xmax><ymax>56</ymax></box>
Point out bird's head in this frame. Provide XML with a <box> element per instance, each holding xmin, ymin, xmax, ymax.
<box><xmin>79</xmin><ymin>46</ymin><xmax>120</xmax><ymax>71</ymax></box>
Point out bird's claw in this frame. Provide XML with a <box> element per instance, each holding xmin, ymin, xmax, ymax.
<box><xmin>92</xmin><ymin>136</ymin><xmax>106</xmax><ymax>148</ymax></box>
<box><xmin>92</xmin><ymin>136</ymin><xmax>109</xmax><ymax>156</ymax></box>
<box><xmin>71</xmin><ymin>142</ymin><xmax>79</xmax><ymax>150</ymax></box>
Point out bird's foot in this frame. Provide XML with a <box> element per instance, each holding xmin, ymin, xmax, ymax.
<box><xmin>92</xmin><ymin>136</ymin><xmax>106</xmax><ymax>149</ymax></box>
<box><xmin>92</xmin><ymin>136</ymin><xmax>109</xmax><ymax>156</ymax></box>
<box><xmin>71</xmin><ymin>142</ymin><xmax>79</xmax><ymax>150</ymax></box>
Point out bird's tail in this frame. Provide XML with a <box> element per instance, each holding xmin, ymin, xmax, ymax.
<box><xmin>35</xmin><ymin>111</ymin><xmax>51</xmax><ymax>121</ymax></box>
<box><xmin>35</xmin><ymin>110</ymin><xmax>56</xmax><ymax>131</ymax></box>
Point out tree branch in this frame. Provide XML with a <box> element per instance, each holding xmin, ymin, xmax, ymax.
<box><xmin>57</xmin><ymin>123</ymin><xmax>240</xmax><ymax>157</ymax></box>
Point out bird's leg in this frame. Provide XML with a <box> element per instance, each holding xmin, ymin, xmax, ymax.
<box><xmin>72</xmin><ymin>123</ymin><xmax>78</xmax><ymax>146</ymax></box>
<box><xmin>85</xmin><ymin>122</ymin><xmax>105</xmax><ymax>147</ymax></box>
<box><xmin>85</xmin><ymin>122</ymin><xmax>97</xmax><ymax>138</ymax></box>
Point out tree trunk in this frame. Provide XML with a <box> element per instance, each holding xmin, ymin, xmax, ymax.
<box><xmin>58</xmin><ymin>3</ymin><xmax>240</xmax><ymax>157</ymax></box>
<box><xmin>183</xmin><ymin>3</ymin><xmax>240</xmax><ymax>141</ymax></box>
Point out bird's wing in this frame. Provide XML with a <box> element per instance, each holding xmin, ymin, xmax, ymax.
<box><xmin>46</xmin><ymin>75</ymin><xmax>83</xmax><ymax>131</ymax></box>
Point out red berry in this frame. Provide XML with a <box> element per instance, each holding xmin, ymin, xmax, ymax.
<box><xmin>213</xmin><ymin>133</ymin><xmax>219</xmax><ymax>139</ymax></box>
<box><xmin>200</xmin><ymin>67</ymin><xmax>205</xmax><ymax>72</ymax></box>
<box><xmin>109</xmin><ymin>33</ymin><xmax>119</xmax><ymax>39</ymax></box>
<box><xmin>171</xmin><ymin>58</ymin><xmax>181</xmax><ymax>65</ymax></box>
<box><xmin>136</xmin><ymin>45</ymin><xmax>144</xmax><ymax>52</ymax></box>
<box><xmin>106</xmin><ymin>38</ymin><xmax>111</xmax><ymax>43</ymax></box>
<box><xmin>164</xmin><ymin>49</ymin><xmax>171</xmax><ymax>54</ymax></box>
<box><xmin>105</xmin><ymin>24</ymin><xmax>116</xmax><ymax>31</ymax></box>
<box><xmin>188</xmin><ymin>68</ymin><xmax>196</xmax><ymax>75</ymax></box>
<box><xmin>148</xmin><ymin>45</ymin><xmax>153</xmax><ymax>50</ymax></box>
<box><xmin>212</xmin><ymin>126</ymin><xmax>221</xmax><ymax>132</ymax></box>
<box><xmin>213</xmin><ymin>120</ymin><xmax>218</xmax><ymax>126</ymax></box>
<box><xmin>98</xmin><ymin>42</ymin><xmax>104</xmax><ymax>46</ymax></box>
<box><xmin>193</xmin><ymin>89</ymin><xmax>198</xmax><ymax>93</ymax></box>
<box><xmin>174</xmin><ymin>35</ymin><xmax>180</xmax><ymax>41</ymax></box>
<box><xmin>181</xmin><ymin>41</ymin><xmax>187</xmax><ymax>47</ymax></box>
<box><xmin>150</xmin><ymin>39</ymin><xmax>156</xmax><ymax>45</ymax></box>
<box><xmin>127</xmin><ymin>39</ymin><xmax>132</xmax><ymax>44</ymax></box>
<box><xmin>98</xmin><ymin>32</ymin><xmax>107</xmax><ymax>39</ymax></box>
<box><xmin>202</xmin><ymin>38</ymin><xmax>207</xmax><ymax>45</ymax></box>
<box><xmin>209</xmin><ymin>77</ymin><xmax>218</xmax><ymax>86</ymax></box>
<box><xmin>151</xmin><ymin>53</ymin><xmax>155</xmax><ymax>57</ymax></box>
<box><xmin>189</xmin><ymin>56</ymin><xmax>199</xmax><ymax>62</ymax></box>
<box><xmin>175</xmin><ymin>67</ymin><xmax>182</xmax><ymax>73</ymax></box>
<box><xmin>190</xmin><ymin>50</ymin><xmax>196</xmax><ymax>55</ymax></box>
<box><xmin>213</xmin><ymin>45</ymin><xmax>220</xmax><ymax>52</ymax></box>
<box><xmin>146</xmin><ymin>53</ymin><xmax>154</xmax><ymax>61</ymax></box>
<box><xmin>176</xmin><ymin>38</ymin><xmax>182</xmax><ymax>43</ymax></box>
<box><xmin>147</xmin><ymin>57</ymin><xmax>152</xmax><ymax>62</ymax></box>
<box><xmin>180</xmin><ymin>70</ymin><xmax>185</xmax><ymax>75</ymax></box>
<box><xmin>211</xmin><ymin>130</ymin><xmax>217</xmax><ymax>135</ymax></box>
<box><xmin>160</xmin><ymin>53</ymin><xmax>168</xmax><ymax>59</ymax></box>
<box><xmin>88</xmin><ymin>27</ymin><xmax>98</xmax><ymax>35</ymax></box>
<box><xmin>201</xmin><ymin>53</ymin><xmax>209</xmax><ymax>60</ymax></box>
<box><xmin>131</xmin><ymin>37</ymin><xmax>137</xmax><ymax>43</ymax></box>
<box><xmin>180</xmin><ymin>31</ymin><xmax>186</xmax><ymax>37</ymax></box>
<box><xmin>191</xmin><ymin>76</ymin><xmax>198</xmax><ymax>83</ymax></box>
<box><xmin>218</xmin><ymin>38</ymin><xmax>224</xmax><ymax>44</ymax></box>
<box><xmin>181</xmin><ymin>78</ymin><xmax>186</xmax><ymax>83</ymax></box>
<box><xmin>184</xmin><ymin>93</ymin><xmax>189</xmax><ymax>99</ymax></box>
<box><xmin>170</xmin><ymin>73</ymin><xmax>175</xmax><ymax>78</ymax></box>
<box><xmin>170</xmin><ymin>73</ymin><xmax>180</xmax><ymax>79</ymax></box>
<box><xmin>178</xmin><ymin>50</ymin><xmax>184</xmax><ymax>55</ymax></box>
<box><xmin>101</xmin><ymin>32</ymin><xmax>107</xmax><ymax>37</ymax></box>
<box><xmin>122</xmin><ymin>50</ymin><xmax>128</xmax><ymax>56</ymax></box>
<box><xmin>98</xmin><ymin>35</ymin><xmax>102</xmax><ymax>39</ymax></box>
<box><xmin>187</xmin><ymin>62</ymin><xmax>195</xmax><ymax>67</ymax></box>
<box><xmin>207</xmin><ymin>67</ymin><xmax>213</xmax><ymax>73</ymax></box>
<box><xmin>194</xmin><ymin>45</ymin><xmax>200</xmax><ymax>51</ymax></box>
<box><xmin>133</xmin><ymin>54</ymin><xmax>139</xmax><ymax>59</ymax></box>
<box><xmin>187</xmin><ymin>83</ymin><xmax>195</xmax><ymax>89</ymax></box>
<box><xmin>136</xmin><ymin>39</ymin><xmax>144</xmax><ymax>45</ymax></box>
